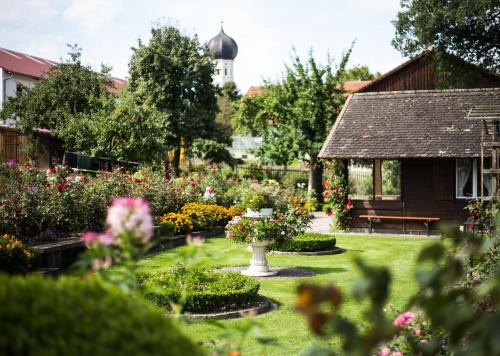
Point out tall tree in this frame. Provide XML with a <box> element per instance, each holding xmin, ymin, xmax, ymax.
<box><xmin>1</xmin><ymin>44</ymin><xmax>112</xmax><ymax>132</ymax></box>
<box><xmin>392</xmin><ymin>0</ymin><xmax>500</xmax><ymax>72</ymax></box>
<box><xmin>216</xmin><ymin>81</ymin><xmax>241</xmax><ymax>137</ymax></box>
<box><xmin>233</xmin><ymin>49</ymin><xmax>351</xmax><ymax>201</ymax></box>
<box><xmin>128</xmin><ymin>24</ymin><xmax>219</xmax><ymax>176</ymax></box>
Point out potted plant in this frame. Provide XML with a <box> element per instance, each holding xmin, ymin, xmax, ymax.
<box><xmin>225</xmin><ymin>216</ymin><xmax>280</xmax><ymax>277</ymax></box>
<box><xmin>241</xmin><ymin>189</ymin><xmax>275</xmax><ymax>218</ymax></box>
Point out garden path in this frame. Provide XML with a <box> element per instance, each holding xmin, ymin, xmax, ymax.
<box><xmin>307</xmin><ymin>211</ymin><xmax>332</xmax><ymax>234</ymax></box>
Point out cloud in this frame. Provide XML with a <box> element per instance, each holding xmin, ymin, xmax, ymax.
<box><xmin>63</xmin><ymin>0</ymin><xmax>124</xmax><ymax>33</ymax></box>
<box><xmin>0</xmin><ymin>0</ymin><xmax>58</xmax><ymax>23</ymax></box>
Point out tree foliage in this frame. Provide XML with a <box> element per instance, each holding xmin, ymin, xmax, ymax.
<box><xmin>0</xmin><ymin>44</ymin><xmax>112</xmax><ymax>132</ymax></box>
<box><xmin>128</xmin><ymin>24</ymin><xmax>220</xmax><ymax>175</ymax></box>
<box><xmin>392</xmin><ymin>0</ymin><xmax>500</xmax><ymax>72</ymax></box>
<box><xmin>233</xmin><ymin>49</ymin><xmax>351</xmax><ymax>199</ymax></box>
<box><xmin>342</xmin><ymin>65</ymin><xmax>380</xmax><ymax>81</ymax></box>
<box><xmin>216</xmin><ymin>81</ymin><xmax>241</xmax><ymax>137</ymax></box>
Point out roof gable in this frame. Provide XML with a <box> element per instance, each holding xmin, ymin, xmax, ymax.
<box><xmin>319</xmin><ymin>88</ymin><xmax>500</xmax><ymax>159</ymax></box>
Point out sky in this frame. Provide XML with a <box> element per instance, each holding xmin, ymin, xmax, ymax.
<box><xmin>0</xmin><ymin>0</ymin><xmax>407</xmax><ymax>93</ymax></box>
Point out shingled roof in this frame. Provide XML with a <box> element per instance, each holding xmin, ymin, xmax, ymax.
<box><xmin>319</xmin><ymin>88</ymin><xmax>500</xmax><ymax>159</ymax></box>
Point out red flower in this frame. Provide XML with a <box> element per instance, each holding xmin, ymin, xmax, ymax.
<box><xmin>347</xmin><ymin>199</ymin><xmax>352</xmax><ymax>207</ymax></box>
<box><xmin>62</xmin><ymin>183</ymin><xmax>70</xmax><ymax>190</ymax></box>
<box><xmin>56</xmin><ymin>183</ymin><xmax>63</xmax><ymax>192</ymax></box>
<box><xmin>327</xmin><ymin>209</ymin><xmax>333</xmax><ymax>217</ymax></box>
<box><xmin>210</xmin><ymin>168</ymin><xmax>216</xmax><ymax>174</ymax></box>
<box><xmin>134</xmin><ymin>178</ymin><xmax>142</xmax><ymax>184</ymax></box>
<box><xmin>337</xmin><ymin>192</ymin><xmax>342</xmax><ymax>198</ymax></box>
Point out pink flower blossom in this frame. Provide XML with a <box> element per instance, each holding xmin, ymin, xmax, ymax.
<box><xmin>415</xmin><ymin>328</ymin><xmax>422</xmax><ymax>336</ymax></box>
<box><xmin>106</xmin><ymin>197</ymin><xmax>153</xmax><ymax>243</ymax></box>
<box><xmin>393</xmin><ymin>311</ymin><xmax>414</xmax><ymax>327</ymax></box>
<box><xmin>420</xmin><ymin>339</ymin><xmax>428</xmax><ymax>345</ymax></box>
<box><xmin>392</xmin><ymin>352</ymin><xmax>403</xmax><ymax>356</ymax></box>
<box><xmin>98</xmin><ymin>230</ymin><xmax>114</xmax><ymax>246</ymax></box>
<box><xmin>380</xmin><ymin>347</ymin><xmax>391</xmax><ymax>356</ymax></box>
<box><xmin>91</xmin><ymin>256</ymin><xmax>112</xmax><ymax>271</ymax></box>
<box><xmin>81</xmin><ymin>232</ymin><xmax>99</xmax><ymax>246</ymax></box>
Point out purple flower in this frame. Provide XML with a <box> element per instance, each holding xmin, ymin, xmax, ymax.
<box><xmin>6</xmin><ymin>159</ymin><xmax>16</xmax><ymax>167</ymax></box>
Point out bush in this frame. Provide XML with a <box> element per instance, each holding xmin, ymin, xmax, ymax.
<box><xmin>0</xmin><ymin>274</ymin><xmax>202</xmax><ymax>356</ymax></box>
<box><xmin>140</xmin><ymin>264</ymin><xmax>260</xmax><ymax>313</ymax></box>
<box><xmin>241</xmin><ymin>188</ymin><xmax>274</xmax><ymax>210</ymax></box>
<box><xmin>0</xmin><ymin>234</ymin><xmax>33</xmax><ymax>274</ymax></box>
<box><xmin>159</xmin><ymin>213</ymin><xmax>193</xmax><ymax>234</ymax></box>
<box><xmin>180</xmin><ymin>203</ymin><xmax>231</xmax><ymax>230</ymax></box>
<box><xmin>275</xmin><ymin>233</ymin><xmax>337</xmax><ymax>252</ymax></box>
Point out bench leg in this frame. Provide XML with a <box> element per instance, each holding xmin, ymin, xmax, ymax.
<box><xmin>424</xmin><ymin>221</ymin><xmax>430</xmax><ymax>236</ymax></box>
<box><xmin>368</xmin><ymin>219</ymin><xmax>373</xmax><ymax>234</ymax></box>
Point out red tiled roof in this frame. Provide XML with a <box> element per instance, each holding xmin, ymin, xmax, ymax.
<box><xmin>246</xmin><ymin>86</ymin><xmax>264</xmax><ymax>96</ymax></box>
<box><xmin>0</xmin><ymin>47</ymin><xmax>126</xmax><ymax>91</ymax></box>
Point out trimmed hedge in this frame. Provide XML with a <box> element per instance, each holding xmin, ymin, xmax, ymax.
<box><xmin>140</xmin><ymin>264</ymin><xmax>260</xmax><ymax>313</ymax></box>
<box><xmin>275</xmin><ymin>233</ymin><xmax>337</xmax><ymax>252</ymax></box>
<box><xmin>0</xmin><ymin>274</ymin><xmax>203</xmax><ymax>356</ymax></box>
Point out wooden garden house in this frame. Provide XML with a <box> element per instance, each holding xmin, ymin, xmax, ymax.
<box><xmin>319</xmin><ymin>51</ymin><xmax>500</xmax><ymax>234</ymax></box>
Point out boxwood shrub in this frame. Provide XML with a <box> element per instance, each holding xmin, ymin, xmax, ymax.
<box><xmin>140</xmin><ymin>264</ymin><xmax>260</xmax><ymax>313</ymax></box>
<box><xmin>275</xmin><ymin>233</ymin><xmax>337</xmax><ymax>252</ymax></box>
<box><xmin>0</xmin><ymin>274</ymin><xmax>203</xmax><ymax>356</ymax></box>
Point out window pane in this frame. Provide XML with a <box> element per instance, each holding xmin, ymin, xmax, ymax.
<box><xmin>456</xmin><ymin>158</ymin><xmax>473</xmax><ymax>198</ymax></box>
<box><xmin>382</xmin><ymin>160</ymin><xmax>401</xmax><ymax>200</ymax></box>
<box><xmin>348</xmin><ymin>160</ymin><xmax>373</xmax><ymax>200</ymax></box>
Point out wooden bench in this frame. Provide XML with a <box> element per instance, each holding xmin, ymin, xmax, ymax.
<box><xmin>359</xmin><ymin>215</ymin><xmax>441</xmax><ymax>236</ymax></box>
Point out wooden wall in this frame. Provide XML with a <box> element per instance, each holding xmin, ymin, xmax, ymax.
<box><xmin>359</xmin><ymin>53</ymin><xmax>500</xmax><ymax>93</ymax></box>
<box><xmin>0</xmin><ymin>126</ymin><xmax>63</xmax><ymax>168</ymax></box>
<box><xmin>350</xmin><ymin>158</ymin><xmax>468</xmax><ymax>234</ymax></box>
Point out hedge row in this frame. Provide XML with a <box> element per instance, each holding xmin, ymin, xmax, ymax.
<box><xmin>0</xmin><ymin>274</ymin><xmax>202</xmax><ymax>356</ymax></box>
<box><xmin>275</xmin><ymin>233</ymin><xmax>337</xmax><ymax>252</ymax></box>
<box><xmin>140</xmin><ymin>264</ymin><xmax>260</xmax><ymax>313</ymax></box>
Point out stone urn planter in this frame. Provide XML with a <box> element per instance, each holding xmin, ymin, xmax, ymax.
<box><xmin>241</xmin><ymin>240</ymin><xmax>277</xmax><ymax>277</ymax></box>
<box><xmin>245</xmin><ymin>208</ymin><xmax>273</xmax><ymax>218</ymax></box>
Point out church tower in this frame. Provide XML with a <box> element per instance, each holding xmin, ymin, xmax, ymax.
<box><xmin>208</xmin><ymin>24</ymin><xmax>238</xmax><ymax>86</ymax></box>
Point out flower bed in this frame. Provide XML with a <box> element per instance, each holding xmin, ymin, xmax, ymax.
<box><xmin>0</xmin><ymin>234</ymin><xmax>33</xmax><ymax>274</ymax></box>
<box><xmin>139</xmin><ymin>263</ymin><xmax>260</xmax><ymax>313</ymax></box>
<box><xmin>274</xmin><ymin>233</ymin><xmax>337</xmax><ymax>252</ymax></box>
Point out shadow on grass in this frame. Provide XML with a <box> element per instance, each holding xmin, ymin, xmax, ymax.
<box><xmin>307</xmin><ymin>266</ymin><xmax>348</xmax><ymax>275</ymax></box>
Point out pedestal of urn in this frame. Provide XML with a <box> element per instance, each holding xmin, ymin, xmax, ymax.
<box><xmin>241</xmin><ymin>240</ymin><xmax>277</xmax><ymax>277</ymax></box>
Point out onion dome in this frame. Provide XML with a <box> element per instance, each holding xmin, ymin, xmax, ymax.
<box><xmin>208</xmin><ymin>25</ymin><xmax>238</xmax><ymax>60</ymax></box>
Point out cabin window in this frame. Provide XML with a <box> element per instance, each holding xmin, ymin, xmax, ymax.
<box><xmin>381</xmin><ymin>160</ymin><xmax>401</xmax><ymax>200</ymax></box>
<box><xmin>224</xmin><ymin>68</ymin><xmax>227</xmax><ymax>75</ymax></box>
<box><xmin>348</xmin><ymin>160</ymin><xmax>373</xmax><ymax>200</ymax></box>
<box><xmin>456</xmin><ymin>158</ymin><xmax>478</xmax><ymax>198</ymax></box>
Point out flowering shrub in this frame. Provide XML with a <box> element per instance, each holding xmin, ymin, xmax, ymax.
<box><xmin>323</xmin><ymin>167</ymin><xmax>352</xmax><ymax>231</ymax></box>
<box><xmin>159</xmin><ymin>213</ymin><xmax>194</xmax><ymax>234</ymax></box>
<box><xmin>180</xmin><ymin>203</ymin><xmax>231</xmax><ymax>230</ymax></box>
<box><xmin>225</xmin><ymin>216</ymin><xmax>287</xmax><ymax>244</ymax></box>
<box><xmin>241</xmin><ymin>188</ymin><xmax>275</xmax><ymax>210</ymax></box>
<box><xmin>78</xmin><ymin>197</ymin><xmax>154</xmax><ymax>290</ymax></box>
<box><xmin>0</xmin><ymin>233</ymin><xmax>32</xmax><ymax>274</ymax></box>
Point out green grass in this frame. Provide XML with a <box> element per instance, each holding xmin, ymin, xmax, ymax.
<box><xmin>138</xmin><ymin>234</ymin><xmax>439</xmax><ymax>355</ymax></box>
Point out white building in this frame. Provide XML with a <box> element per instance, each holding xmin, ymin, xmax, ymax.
<box><xmin>208</xmin><ymin>25</ymin><xmax>238</xmax><ymax>87</ymax></box>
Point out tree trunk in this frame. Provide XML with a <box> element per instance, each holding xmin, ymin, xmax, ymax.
<box><xmin>308</xmin><ymin>155</ymin><xmax>324</xmax><ymax>205</ymax></box>
<box><xmin>172</xmin><ymin>147</ymin><xmax>181</xmax><ymax>177</ymax></box>
<box><xmin>163</xmin><ymin>156</ymin><xmax>171</xmax><ymax>182</ymax></box>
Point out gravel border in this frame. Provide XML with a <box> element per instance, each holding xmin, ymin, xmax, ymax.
<box><xmin>182</xmin><ymin>295</ymin><xmax>276</xmax><ymax>320</ymax></box>
<box><xmin>270</xmin><ymin>247</ymin><xmax>346</xmax><ymax>256</ymax></box>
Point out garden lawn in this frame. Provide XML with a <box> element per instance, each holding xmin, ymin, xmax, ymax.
<box><xmin>138</xmin><ymin>234</ymin><xmax>439</xmax><ymax>355</ymax></box>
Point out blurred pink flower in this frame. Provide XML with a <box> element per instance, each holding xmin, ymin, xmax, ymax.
<box><xmin>91</xmin><ymin>256</ymin><xmax>112</xmax><ymax>270</ymax></box>
<box><xmin>81</xmin><ymin>232</ymin><xmax>99</xmax><ymax>246</ymax></box>
<box><xmin>6</xmin><ymin>159</ymin><xmax>16</xmax><ymax>167</ymax></box>
<box><xmin>380</xmin><ymin>347</ymin><xmax>391</xmax><ymax>356</ymax></box>
<box><xmin>106</xmin><ymin>197</ymin><xmax>153</xmax><ymax>243</ymax></box>
<box><xmin>393</xmin><ymin>311</ymin><xmax>414</xmax><ymax>327</ymax></box>
<box><xmin>420</xmin><ymin>339</ymin><xmax>428</xmax><ymax>345</ymax></box>
<box><xmin>98</xmin><ymin>230</ymin><xmax>114</xmax><ymax>246</ymax></box>
<box><xmin>392</xmin><ymin>352</ymin><xmax>403</xmax><ymax>356</ymax></box>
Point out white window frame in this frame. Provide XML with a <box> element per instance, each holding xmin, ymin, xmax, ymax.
<box><xmin>456</xmin><ymin>158</ymin><xmax>478</xmax><ymax>199</ymax></box>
